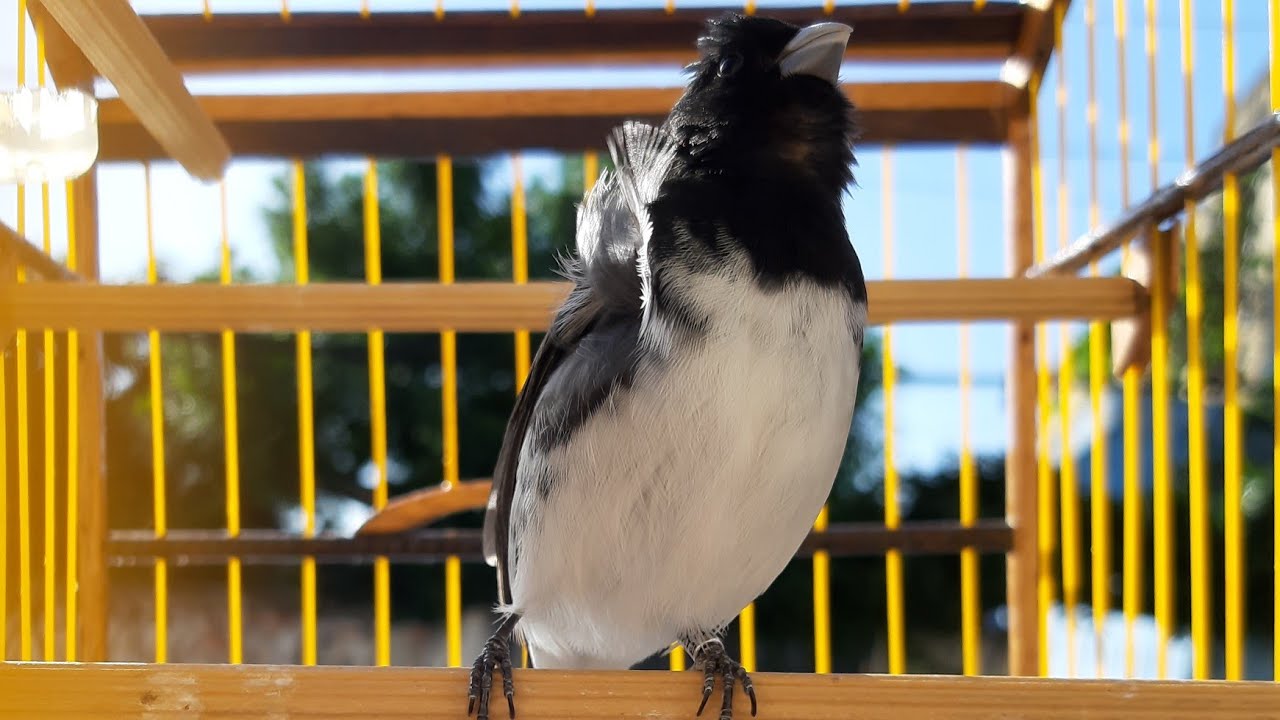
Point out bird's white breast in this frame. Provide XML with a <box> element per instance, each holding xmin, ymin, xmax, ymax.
<box><xmin>509</xmin><ymin>268</ymin><xmax>863</xmax><ymax>670</ymax></box>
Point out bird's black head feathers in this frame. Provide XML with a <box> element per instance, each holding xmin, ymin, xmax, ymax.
<box><xmin>665</xmin><ymin>12</ymin><xmax>858</xmax><ymax>195</ymax></box>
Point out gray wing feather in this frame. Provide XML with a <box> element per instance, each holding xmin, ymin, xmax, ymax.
<box><xmin>482</xmin><ymin>122</ymin><xmax>679</xmax><ymax>606</ymax></box>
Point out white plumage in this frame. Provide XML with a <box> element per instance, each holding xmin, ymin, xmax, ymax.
<box><xmin>507</xmin><ymin>255</ymin><xmax>864</xmax><ymax>669</ymax></box>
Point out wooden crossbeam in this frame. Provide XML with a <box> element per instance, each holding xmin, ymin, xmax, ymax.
<box><xmin>105</xmin><ymin>520</ymin><xmax>1015</xmax><ymax>566</ymax></box>
<box><xmin>0</xmin><ymin>277</ymin><xmax>1145</xmax><ymax>333</ymax></box>
<box><xmin>31</xmin><ymin>0</ymin><xmax>230</xmax><ymax>181</ymax></box>
<box><xmin>133</xmin><ymin>3</ymin><xmax>1027</xmax><ymax>74</ymax></box>
<box><xmin>96</xmin><ymin>81</ymin><xmax>1015</xmax><ymax>158</ymax></box>
<box><xmin>1</xmin><ymin>663</ymin><xmax>1278</xmax><ymax>719</ymax></box>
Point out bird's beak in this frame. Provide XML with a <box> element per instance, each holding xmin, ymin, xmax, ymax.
<box><xmin>778</xmin><ymin>22</ymin><xmax>852</xmax><ymax>84</ymax></box>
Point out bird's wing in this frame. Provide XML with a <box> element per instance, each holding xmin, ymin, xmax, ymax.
<box><xmin>483</xmin><ymin>123</ymin><xmax>678</xmax><ymax>605</ymax></box>
<box><xmin>606</xmin><ymin>121</ymin><xmax>681</xmax><ymax>333</ymax></box>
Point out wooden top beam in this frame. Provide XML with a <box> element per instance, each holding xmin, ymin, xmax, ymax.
<box><xmin>0</xmin><ymin>277</ymin><xmax>1145</xmax><ymax>334</ymax></box>
<box><xmin>31</xmin><ymin>0</ymin><xmax>230</xmax><ymax>181</ymax></box>
<box><xmin>135</xmin><ymin>3</ymin><xmax>1027</xmax><ymax>73</ymax></box>
<box><xmin>2</xmin><ymin>662</ymin><xmax>1280</xmax><ymax>719</ymax></box>
<box><xmin>96</xmin><ymin>81</ymin><xmax>1015</xmax><ymax>157</ymax></box>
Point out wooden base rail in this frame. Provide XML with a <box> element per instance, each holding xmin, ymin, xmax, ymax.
<box><xmin>1</xmin><ymin>277</ymin><xmax>1145</xmax><ymax>334</ymax></box>
<box><xmin>0</xmin><ymin>663</ymin><xmax>1277</xmax><ymax>719</ymax></box>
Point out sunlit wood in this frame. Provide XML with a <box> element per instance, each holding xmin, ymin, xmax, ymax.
<box><xmin>33</xmin><ymin>0</ymin><xmax>230</xmax><ymax>180</ymax></box>
<box><xmin>1</xmin><ymin>277</ymin><xmax>1145</xmax><ymax>333</ymax></box>
<box><xmin>1</xmin><ymin>662</ymin><xmax>1279</xmax><ymax>719</ymax></box>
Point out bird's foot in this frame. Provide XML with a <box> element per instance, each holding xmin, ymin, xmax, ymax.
<box><xmin>467</xmin><ymin>628</ymin><xmax>516</xmax><ymax>720</ymax></box>
<box><xmin>687</xmin><ymin>637</ymin><xmax>757</xmax><ymax>720</ymax></box>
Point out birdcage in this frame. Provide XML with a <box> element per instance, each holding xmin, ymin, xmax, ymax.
<box><xmin>1</xmin><ymin>0</ymin><xmax>1279</xmax><ymax>717</ymax></box>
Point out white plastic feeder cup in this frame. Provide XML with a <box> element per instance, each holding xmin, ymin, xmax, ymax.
<box><xmin>0</xmin><ymin>86</ymin><xmax>99</xmax><ymax>185</ymax></box>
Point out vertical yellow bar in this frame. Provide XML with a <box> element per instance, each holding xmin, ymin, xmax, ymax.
<box><xmin>438</xmin><ymin>155</ymin><xmax>463</xmax><ymax>669</ymax></box>
<box><xmin>512</xmin><ymin>154</ymin><xmax>531</xmax><ymax>387</ymax></box>
<box><xmin>34</xmin><ymin>18</ymin><xmax>57</xmax><ymax>663</ymax></box>
<box><xmin>811</xmin><ymin>505</ymin><xmax>830</xmax><ymax>674</ymax></box>
<box><xmin>64</xmin><ymin>180</ymin><xmax>79</xmax><ymax>662</ymax></box>
<box><xmin>1181</xmin><ymin>0</ymin><xmax>1211</xmax><ymax>682</ymax></box>
<box><xmin>956</xmin><ymin>146</ymin><xmax>980</xmax><ymax>677</ymax></box>
<box><xmin>143</xmin><ymin>163</ymin><xmax>168</xmax><ymax>665</ymax></box>
<box><xmin>1</xmin><ymin>2</ymin><xmax>12</xmax><ymax>657</ymax></box>
<box><xmin>1053</xmin><ymin>2</ymin><xmax>1080</xmax><ymax>678</ymax></box>
<box><xmin>294</xmin><ymin>161</ymin><xmax>318</xmax><ymax>667</ymax></box>
<box><xmin>1271</xmin><ymin>0</ymin><xmax>1280</xmax><ymax>684</ymax></box>
<box><xmin>1030</xmin><ymin>68</ymin><xmax>1058</xmax><ymax>679</ymax></box>
<box><xmin>1220</xmin><ymin>0</ymin><xmax>1244</xmax><ymax>683</ymax></box>
<box><xmin>15</xmin><ymin>0</ymin><xmax>33</xmax><ymax>664</ymax></box>
<box><xmin>365</xmin><ymin>159</ymin><xmax>392</xmax><ymax>668</ymax></box>
<box><xmin>584</xmin><ymin>151</ymin><xmax>599</xmax><ymax>194</ymax></box>
<box><xmin>219</xmin><ymin>180</ymin><xmax>243</xmax><ymax>665</ymax></box>
<box><xmin>1147</xmin><ymin>0</ymin><xmax>1175</xmax><ymax>682</ymax></box>
<box><xmin>1116</xmin><ymin>0</ymin><xmax>1144</xmax><ymax>680</ymax></box>
<box><xmin>1084</xmin><ymin>0</ymin><xmax>1111</xmax><ymax>678</ymax></box>
<box><xmin>882</xmin><ymin>148</ymin><xmax>905</xmax><ymax>676</ymax></box>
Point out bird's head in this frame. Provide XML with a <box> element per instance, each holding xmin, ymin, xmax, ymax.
<box><xmin>667</xmin><ymin>13</ymin><xmax>857</xmax><ymax>191</ymax></box>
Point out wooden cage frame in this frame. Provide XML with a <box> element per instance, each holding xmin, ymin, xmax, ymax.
<box><xmin>3</xmin><ymin>0</ymin><xmax>1280</xmax><ymax>717</ymax></box>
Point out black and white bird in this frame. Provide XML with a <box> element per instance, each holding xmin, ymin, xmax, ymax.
<box><xmin>470</xmin><ymin>12</ymin><xmax>866</xmax><ymax>720</ymax></box>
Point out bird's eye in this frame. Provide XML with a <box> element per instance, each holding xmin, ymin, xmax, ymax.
<box><xmin>717</xmin><ymin>53</ymin><xmax>744</xmax><ymax>77</ymax></box>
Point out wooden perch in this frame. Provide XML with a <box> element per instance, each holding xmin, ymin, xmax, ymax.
<box><xmin>357</xmin><ymin>479</ymin><xmax>493</xmax><ymax>534</ymax></box>
<box><xmin>32</xmin><ymin>0</ymin><xmax>230</xmax><ymax>182</ymax></box>
<box><xmin>2</xmin><ymin>662</ymin><xmax>1280</xmax><ymax>719</ymax></box>
<box><xmin>0</xmin><ymin>277</ymin><xmax>1146</xmax><ymax>334</ymax></box>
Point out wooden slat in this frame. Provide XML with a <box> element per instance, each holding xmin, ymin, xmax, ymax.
<box><xmin>2</xmin><ymin>662</ymin><xmax>1280</xmax><ymax>719</ymax></box>
<box><xmin>105</xmin><ymin>520</ymin><xmax>1015</xmax><ymax>566</ymax></box>
<box><xmin>69</xmin><ymin>169</ymin><xmax>110</xmax><ymax>662</ymax></box>
<box><xmin>24</xmin><ymin>1</ymin><xmax>93</xmax><ymax>88</ymax></box>
<box><xmin>0</xmin><ymin>277</ymin><xmax>1145</xmax><ymax>333</ymax></box>
<box><xmin>1003</xmin><ymin>113</ymin><xmax>1039</xmax><ymax>677</ymax></box>
<box><xmin>136</xmin><ymin>3</ymin><xmax>1027</xmax><ymax>73</ymax></box>
<box><xmin>31</xmin><ymin>0</ymin><xmax>230</xmax><ymax>181</ymax></box>
<box><xmin>0</xmin><ymin>223</ymin><xmax>81</xmax><ymax>282</ymax></box>
<box><xmin>96</xmin><ymin>82</ymin><xmax>1014</xmax><ymax>157</ymax></box>
<box><xmin>1012</xmin><ymin>0</ymin><xmax>1066</xmax><ymax>82</ymax></box>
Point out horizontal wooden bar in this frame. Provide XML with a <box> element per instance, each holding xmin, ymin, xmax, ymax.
<box><xmin>97</xmin><ymin>82</ymin><xmax>1014</xmax><ymax>157</ymax></box>
<box><xmin>1028</xmin><ymin>111</ymin><xmax>1280</xmax><ymax>278</ymax></box>
<box><xmin>3</xmin><ymin>662</ymin><xmax>1280</xmax><ymax>719</ymax></box>
<box><xmin>0</xmin><ymin>222</ymin><xmax>82</xmax><ymax>282</ymax></box>
<box><xmin>135</xmin><ymin>3</ymin><xmax>1026</xmax><ymax>74</ymax></box>
<box><xmin>106</xmin><ymin>520</ymin><xmax>1013</xmax><ymax>566</ymax></box>
<box><xmin>33</xmin><ymin>0</ymin><xmax>230</xmax><ymax>181</ymax></box>
<box><xmin>1</xmin><ymin>277</ymin><xmax>1145</xmax><ymax>333</ymax></box>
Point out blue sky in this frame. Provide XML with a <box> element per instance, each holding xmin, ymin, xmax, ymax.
<box><xmin>1</xmin><ymin>0</ymin><xmax>1275</xmax><ymax>475</ymax></box>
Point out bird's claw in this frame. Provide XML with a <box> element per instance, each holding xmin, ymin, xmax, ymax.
<box><xmin>690</xmin><ymin>638</ymin><xmax>756</xmax><ymax>720</ymax></box>
<box><xmin>467</xmin><ymin>633</ymin><xmax>516</xmax><ymax>720</ymax></box>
